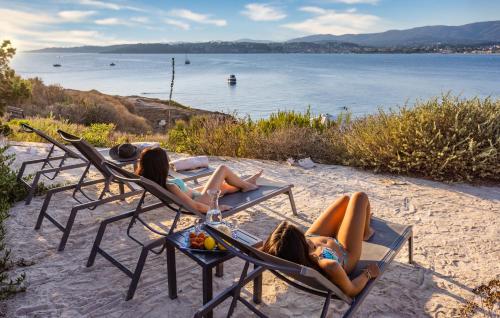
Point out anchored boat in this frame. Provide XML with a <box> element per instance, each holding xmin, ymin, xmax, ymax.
<box><xmin>227</xmin><ymin>74</ymin><xmax>236</xmax><ymax>85</ymax></box>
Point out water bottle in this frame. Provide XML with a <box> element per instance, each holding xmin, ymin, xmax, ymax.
<box><xmin>206</xmin><ymin>189</ymin><xmax>222</xmax><ymax>225</ymax></box>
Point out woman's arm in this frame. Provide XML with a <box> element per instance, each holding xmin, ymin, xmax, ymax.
<box><xmin>319</xmin><ymin>259</ymin><xmax>380</xmax><ymax>297</ymax></box>
<box><xmin>167</xmin><ymin>185</ymin><xmax>210</xmax><ymax>213</ymax></box>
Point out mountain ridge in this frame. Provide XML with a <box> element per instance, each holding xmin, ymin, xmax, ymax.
<box><xmin>288</xmin><ymin>20</ymin><xmax>500</xmax><ymax>47</ymax></box>
<box><xmin>29</xmin><ymin>20</ymin><xmax>500</xmax><ymax>53</ymax></box>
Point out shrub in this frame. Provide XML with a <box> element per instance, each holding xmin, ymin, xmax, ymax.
<box><xmin>0</xmin><ymin>146</ymin><xmax>27</xmax><ymax>299</ymax></box>
<box><xmin>6</xmin><ymin>116</ymin><xmax>169</xmax><ymax>148</ymax></box>
<box><xmin>342</xmin><ymin>95</ymin><xmax>499</xmax><ymax>181</ymax></box>
<box><xmin>166</xmin><ymin>95</ymin><xmax>499</xmax><ymax>182</ymax></box>
<box><xmin>21</xmin><ymin>79</ymin><xmax>150</xmax><ymax>134</ymax></box>
<box><xmin>0</xmin><ymin>40</ymin><xmax>31</xmax><ymax>114</ymax></box>
<box><xmin>5</xmin><ymin>95</ymin><xmax>499</xmax><ymax>183</ymax></box>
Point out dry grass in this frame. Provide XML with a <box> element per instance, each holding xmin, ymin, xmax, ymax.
<box><xmin>166</xmin><ymin>95</ymin><xmax>499</xmax><ymax>182</ymax></box>
<box><xmin>7</xmin><ymin>117</ymin><xmax>168</xmax><ymax>148</ymax></box>
<box><xmin>19</xmin><ymin>78</ymin><xmax>150</xmax><ymax>133</ymax></box>
<box><xmin>5</xmin><ymin>95</ymin><xmax>499</xmax><ymax>183</ymax></box>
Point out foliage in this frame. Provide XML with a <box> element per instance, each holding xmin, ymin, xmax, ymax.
<box><xmin>4</xmin><ymin>95</ymin><xmax>499</xmax><ymax>183</ymax></box>
<box><xmin>6</xmin><ymin>116</ymin><xmax>169</xmax><ymax>148</ymax></box>
<box><xmin>0</xmin><ymin>146</ymin><xmax>28</xmax><ymax>300</ymax></box>
<box><xmin>0</xmin><ymin>40</ymin><xmax>31</xmax><ymax>114</ymax></box>
<box><xmin>341</xmin><ymin>95</ymin><xmax>499</xmax><ymax>181</ymax></box>
<box><xmin>166</xmin><ymin>95</ymin><xmax>499</xmax><ymax>182</ymax></box>
<box><xmin>21</xmin><ymin>78</ymin><xmax>149</xmax><ymax>133</ymax></box>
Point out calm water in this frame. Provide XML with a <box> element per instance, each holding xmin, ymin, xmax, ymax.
<box><xmin>12</xmin><ymin>53</ymin><xmax>500</xmax><ymax>118</ymax></box>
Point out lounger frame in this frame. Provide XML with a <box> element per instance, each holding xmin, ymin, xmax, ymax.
<box><xmin>199</xmin><ymin>220</ymin><xmax>413</xmax><ymax>318</ymax></box>
<box><xmin>16</xmin><ymin>124</ymin><xmax>88</xmax><ymax>204</ymax></box>
<box><xmin>86</xmin><ymin>161</ymin><xmax>297</xmax><ymax>300</ymax></box>
<box><xmin>34</xmin><ymin>130</ymin><xmax>143</xmax><ymax>251</ymax></box>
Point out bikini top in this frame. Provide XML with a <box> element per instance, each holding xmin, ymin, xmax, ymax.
<box><xmin>307</xmin><ymin>234</ymin><xmax>347</xmax><ymax>269</ymax></box>
<box><xmin>166</xmin><ymin>178</ymin><xmax>189</xmax><ymax>193</ymax></box>
<box><xmin>166</xmin><ymin>178</ymin><xmax>201</xmax><ymax>199</ymax></box>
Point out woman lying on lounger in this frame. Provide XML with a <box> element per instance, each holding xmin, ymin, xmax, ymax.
<box><xmin>135</xmin><ymin>147</ymin><xmax>263</xmax><ymax>213</ymax></box>
<box><xmin>262</xmin><ymin>192</ymin><xmax>380</xmax><ymax>297</ymax></box>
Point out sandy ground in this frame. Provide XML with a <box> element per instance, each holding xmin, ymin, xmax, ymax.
<box><xmin>3</xmin><ymin>142</ymin><xmax>499</xmax><ymax>318</ymax></box>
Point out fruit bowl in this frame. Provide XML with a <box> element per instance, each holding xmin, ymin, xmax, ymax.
<box><xmin>183</xmin><ymin>230</ymin><xmax>226</xmax><ymax>253</ymax></box>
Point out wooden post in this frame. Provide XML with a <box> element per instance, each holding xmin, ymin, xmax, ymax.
<box><xmin>168</xmin><ymin>58</ymin><xmax>175</xmax><ymax>107</ymax></box>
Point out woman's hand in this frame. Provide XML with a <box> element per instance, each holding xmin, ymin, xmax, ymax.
<box><xmin>365</xmin><ymin>263</ymin><xmax>380</xmax><ymax>279</ymax></box>
<box><xmin>219</xmin><ymin>204</ymin><xmax>232</xmax><ymax>211</ymax></box>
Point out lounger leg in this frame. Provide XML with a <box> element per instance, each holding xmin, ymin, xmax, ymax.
<box><xmin>119</xmin><ymin>182</ymin><xmax>125</xmax><ymax>201</ymax></box>
<box><xmin>253</xmin><ymin>264</ymin><xmax>262</xmax><ymax>304</ymax></box>
<box><xmin>286</xmin><ymin>190</ymin><xmax>298</xmax><ymax>215</ymax></box>
<box><xmin>126</xmin><ymin>247</ymin><xmax>150</xmax><ymax>301</ymax></box>
<box><xmin>320</xmin><ymin>292</ymin><xmax>332</xmax><ymax>318</ymax></box>
<box><xmin>58</xmin><ymin>207</ymin><xmax>79</xmax><ymax>251</ymax></box>
<box><xmin>227</xmin><ymin>262</ymin><xmax>250</xmax><ymax>317</ymax></box>
<box><xmin>25</xmin><ymin>171</ymin><xmax>42</xmax><ymax>205</ymax></box>
<box><xmin>35</xmin><ymin>190</ymin><xmax>54</xmax><ymax>229</ymax></box>
<box><xmin>87</xmin><ymin>220</ymin><xmax>109</xmax><ymax>267</ymax></box>
<box><xmin>408</xmin><ymin>234</ymin><xmax>413</xmax><ymax>264</ymax></box>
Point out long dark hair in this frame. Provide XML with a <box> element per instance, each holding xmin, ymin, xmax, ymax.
<box><xmin>135</xmin><ymin>147</ymin><xmax>169</xmax><ymax>188</ymax></box>
<box><xmin>261</xmin><ymin>221</ymin><xmax>322</xmax><ymax>273</ymax></box>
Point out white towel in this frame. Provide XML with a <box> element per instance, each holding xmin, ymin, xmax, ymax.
<box><xmin>170</xmin><ymin>156</ymin><xmax>209</xmax><ymax>171</ymax></box>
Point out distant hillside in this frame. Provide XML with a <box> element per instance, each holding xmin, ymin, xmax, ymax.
<box><xmin>288</xmin><ymin>20</ymin><xmax>500</xmax><ymax>47</ymax></box>
<box><xmin>29</xmin><ymin>20</ymin><xmax>500</xmax><ymax>54</ymax></box>
<box><xmin>30</xmin><ymin>41</ymin><xmax>363</xmax><ymax>54</ymax></box>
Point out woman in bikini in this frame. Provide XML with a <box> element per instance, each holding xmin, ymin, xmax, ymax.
<box><xmin>135</xmin><ymin>147</ymin><xmax>263</xmax><ymax>213</ymax></box>
<box><xmin>261</xmin><ymin>192</ymin><xmax>380</xmax><ymax>297</ymax></box>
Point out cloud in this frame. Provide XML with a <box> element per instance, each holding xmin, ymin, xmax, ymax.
<box><xmin>168</xmin><ymin>9</ymin><xmax>227</xmax><ymax>26</ymax></box>
<box><xmin>241</xmin><ymin>3</ymin><xmax>286</xmax><ymax>21</ymax></box>
<box><xmin>282</xmin><ymin>6</ymin><xmax>380</xmax><ymax>35</ymax></box>
<box><xmin>164</xmin><ymin>19</ymin><xmax>190</xmax><ymax>30</ymax></box>
<box><xmin>77</xmin><ymin>0</ymin><xmax>145</xmax><ymax>12</ymax></box>
<box><xmin>57</xmin><ymin>10</ymin><xmax>96</xmax><ymax>21</ymax></box>
<box><xmin>328</xmin><ymin>0</ymin><xmax>379</xmax><ymax>4</ymax></box>
<box><xmin>95</xmin><ymin>18</ymin><xmax>131</xmax><ymax>26</ymax></box>
<box><xmin>130</xmin><ymin>16</ymin><xmax>149</xmax><ymax>24</ymax></box>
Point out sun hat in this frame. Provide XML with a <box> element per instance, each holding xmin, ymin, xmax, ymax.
<box><xmin>109</xmin><ymin>143</ymin><xmax>140</xmax><ymax>162</ymax></box>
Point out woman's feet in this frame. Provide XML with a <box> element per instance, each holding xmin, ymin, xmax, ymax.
<box><xmin>241</xmin><ymin>170</ymin><xmax>263</xmax><ymax>192</ymax></box>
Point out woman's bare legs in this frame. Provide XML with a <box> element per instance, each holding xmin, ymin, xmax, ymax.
<box><xmin>196</xmin><ymin>165</ymin><xmax>262</xmax><ymax>204</ymax></box>
<box><xmin>337</xmin><ymin>192</ymin><xmax>372</xmax><ymax>273</ymax></box>
<box><xmin>305</xmin><ymin>195</ymin><xmax>350</xmax><ymax>237</ymax></box>
<box><xmin>216</xmin><ymin>170</ymin><xmax>263</xmax><ymax>195</ymax></box>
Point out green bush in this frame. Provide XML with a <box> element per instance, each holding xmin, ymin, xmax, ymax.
<box><xmin>0</xmin><ymin>40</ymin><xmax>31</xmax><ymax>113</ymax></box>
<box><xmin>166</xmin><ymin>95</ymin><xmax>499</xmax><ymax>182</ymax></box>
<box><xmin>6</xmin><ymin>116</ymin><xmax>169</xmax><ymax>148</ymax></box>
<box><xmin>0</xmin><ymin>146</ymin><xmax>27</xmax><ymax>299</ymax></box>
<box><xmin>342</xmin><ymin>95</ymin><xmax>499</xmax><ymax>181</ymax></box>
<box><xmin>4</xmin><ymin>95</ymin><xmax>499</xmax><ymax>183</ymax></box>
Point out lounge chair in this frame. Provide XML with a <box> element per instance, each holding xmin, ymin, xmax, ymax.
<box><xmin>34</xmin><ymin>129</ymin><xmax>216</xmax><ymax>251</ymax></box>
<box><xmin>86</xmin><ymin>161</ymin><xmax>297</xmax><ymax>300</ymax></box>
<box><xmin>16</xmin><ymin>124</ymin><xmax>88</xmax><ymax>205</ymax></box>
<box><xmin>199</xmin><ymin>218</ymin><xmax>413</xmax><ymax>318</ymax></box>
<box><xmin>34</xmin><ymin>129</ymin><xmax>145</xmax><ymax>251</ymax></box>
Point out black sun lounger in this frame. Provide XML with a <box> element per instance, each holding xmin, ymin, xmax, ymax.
<box><xmin>34</xmin><ymin>130</ymin><xmax>145</xmax><ymax>251</ymax></box>
<box><xmin>199</xmin><ymin>218</ymin><xmax>413</xmax><ymax>318</ymax></box>
<box><xmin>86</xmin><ymin>161</ymin><xmax>297</xmax><ymax>300</ymax></box>
<box><xmin>16</xmin><ymin>124</ymin><xmax>89</xmax><ymax>205</ymax></box>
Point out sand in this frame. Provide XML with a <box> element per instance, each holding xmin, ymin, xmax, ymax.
<box><xmin>3</xmin><ymin>142</ymin><xmax>499</xmax><ymax>317</ymax></box>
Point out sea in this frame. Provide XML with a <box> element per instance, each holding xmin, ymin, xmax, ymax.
<box><xmin>11</xmin><ymin>53</ymin><xmax>500</xmax><ymax>119</ymax></box>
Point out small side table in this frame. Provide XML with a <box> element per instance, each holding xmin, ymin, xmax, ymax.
<box><xmin>166</xmin><ymin>226</ymin><xmax>263</xmax><ymax>318</ymax></box>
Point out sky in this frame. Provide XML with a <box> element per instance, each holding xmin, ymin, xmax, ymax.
<box><xmin>0</xmin><ymin>0</ymin><xmax>499</xmax><ymax>50</ymax></box>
